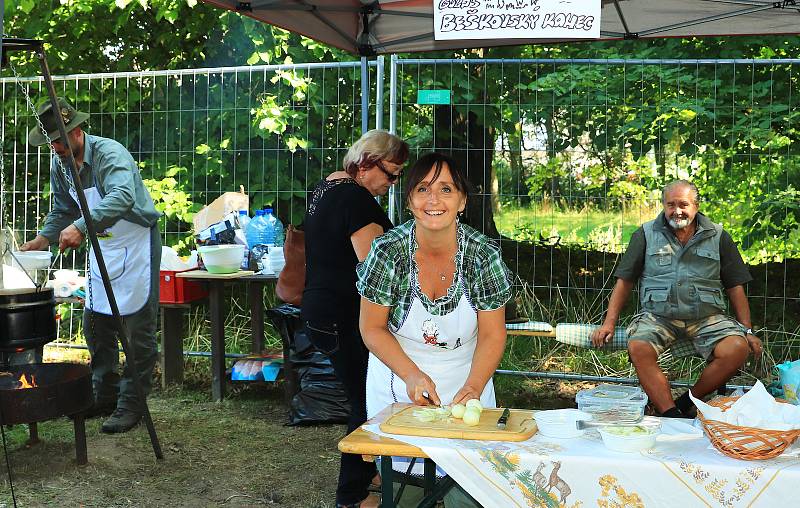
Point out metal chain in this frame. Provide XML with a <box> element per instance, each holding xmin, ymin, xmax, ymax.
<box><xmin>6</xmin><ymin>57</ymin><xmax>93</xmax><ymax>334</ymax></box>
<box><xmin>8</xmin><ymin>59</ymin><xmax>75</xmax><ymax>191</ymax></box>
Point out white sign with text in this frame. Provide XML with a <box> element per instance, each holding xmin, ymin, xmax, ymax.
<box><xmin>433</xmin><ymin>0</ymin><xmax>601</xmax><ymax>41</ymax></box>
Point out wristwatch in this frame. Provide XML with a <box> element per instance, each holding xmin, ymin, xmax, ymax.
<box><xmin>744</xmin><ymin>328</ymin><xmax>753</xmax><ymax>335</ymax></box>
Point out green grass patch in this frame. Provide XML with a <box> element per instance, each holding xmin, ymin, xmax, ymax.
<box><xmin>496</xmin><ymin>203</ymin><xmax>657</xmax><ymax>252</ymax></box>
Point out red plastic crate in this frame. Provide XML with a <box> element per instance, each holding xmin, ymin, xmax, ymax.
<box><xmin>159</xmin><ymin>269</ymin><xmax>208</xmax><ymax>304</ymax></box>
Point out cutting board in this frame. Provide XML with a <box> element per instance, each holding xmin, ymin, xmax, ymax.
<box><xmin>380</xmin><ymin>406</ymin><xmax>537</xmax><ymax>441</ymax></box>
<box><xmin>176</xmin><ymin>270</ymin><xmax>254</xmax><ymax>279</ymax></box>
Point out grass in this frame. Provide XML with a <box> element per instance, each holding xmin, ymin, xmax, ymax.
<box><xmin>0</xmin><ymin>377</ymin><xmax>343</xmax><ymax>507</ymax></box>
<box><xmin>495</xmin><ymin>202</ymin><xmax>658</xmax><ymax>251</ymax></box>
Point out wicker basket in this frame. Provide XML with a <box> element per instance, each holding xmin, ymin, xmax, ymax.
<box><xmin>697</xmin><ymin>396</ymin><xmax>800</xmax><ymax>460</ymax></box>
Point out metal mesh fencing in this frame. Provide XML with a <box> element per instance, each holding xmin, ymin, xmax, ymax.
<box><xmin>1</xmin><ymin>60</ymin><xmax>376</xmax><ymax>340</ymax></box>
<box><xmin>390</xmin><ymin>57</ymin><xmax>800</xmax><ymax>345</ymax></box>
<box><xmin>2</xmin><ymin>57</ymin><xmax>799</xmax><ymax>354</ymax></box>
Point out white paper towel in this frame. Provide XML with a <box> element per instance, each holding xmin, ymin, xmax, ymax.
<box><xmin>691</xmin><ymin>380</ymin><xmax>800</xmax><ymax>431</ymax></box>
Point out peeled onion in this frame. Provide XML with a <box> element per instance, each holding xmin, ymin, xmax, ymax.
<box><xmin>465</xmin><ymin>399</ymin><xmax>483</xmax><ymax>412</ymax></box>
<box><xmin>451</xmin><ymin>403</ymin><xmax>466</xmax><ymax>419</ymax></box>
<box><xmin>463</xmin><ymin>407</ymin><xmax>481</xmax><ymax>426</ymax></box>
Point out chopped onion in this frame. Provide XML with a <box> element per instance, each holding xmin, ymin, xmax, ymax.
<box><xmin>412</xmin><ymin>407</ymin><xmax>451</xmax><ymax>423</ymax></box>
<box><xmin>451</xmin><ymin>403</ymin><xmax>466</xmax><ymax>419</ymax></box>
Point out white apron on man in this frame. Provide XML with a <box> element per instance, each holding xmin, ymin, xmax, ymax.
<box><xmin>69</xmin><ymin>185</ymin><xmax>151</xmax><ymax>315</ymax></box>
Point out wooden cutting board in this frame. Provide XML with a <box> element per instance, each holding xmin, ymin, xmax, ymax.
<box><xmin>176</xmin><ymin>270</ymin><xmax>254</xmax><ymax>279</ymax></box>
<box><xmin>380</xmin><ymin>406</ymin><xmax>537</xmax><ymax>441</ymax></box>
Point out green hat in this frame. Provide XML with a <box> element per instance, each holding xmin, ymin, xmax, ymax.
<box><xmin>27</xmin><ymin>97</ymin><xmax>89</xmax><ymax>147</ymax></box>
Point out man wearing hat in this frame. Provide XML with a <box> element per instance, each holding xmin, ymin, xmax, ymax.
<box><xmin>21</xmin><ymin>97</ymin><xmax>161</xmax><ymax>434</ymax></box>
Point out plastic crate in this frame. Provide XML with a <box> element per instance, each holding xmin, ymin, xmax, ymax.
<box><xmin>159</xmin><ymin>269</ymin><xmax>207</xmax><ymax>304</ymax></box>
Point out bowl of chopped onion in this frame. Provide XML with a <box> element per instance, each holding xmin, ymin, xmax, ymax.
<box><xmin>598</xmin><ymin>420</ymin><xmax>661</xmax><ymax>452</ymax></box>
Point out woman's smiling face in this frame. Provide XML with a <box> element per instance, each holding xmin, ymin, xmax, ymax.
<box><xmin>408</xmin><ymin>162</ymin><xmax>466</xmax><ymax>232</ymax></box>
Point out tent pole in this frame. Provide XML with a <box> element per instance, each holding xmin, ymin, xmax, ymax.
<box><xmin>387</xmin><ymin>54</ymin><xmax>399</xmax><ymax>224</ymax></box>
<box><xmin>361</xmin><ymin>56</ymin><xmax>369</xmax><ymax>133</ymax></box>
<box><xmin>376</xmin><ymin>55</ymin><xmax>384</xmax><ymax>130</ymax></box>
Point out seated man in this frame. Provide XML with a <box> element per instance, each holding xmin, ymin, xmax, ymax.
<box><xmin>591</xmin><ymin>180</ymin><xmax>762</xmax><ymax>417</ymax></box>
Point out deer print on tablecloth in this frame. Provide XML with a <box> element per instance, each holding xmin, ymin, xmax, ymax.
<box><xmin>532</xmin><ymin>462</ymin><xmax>547</xmax><ymax>491</ymax></box>
<box><xmin>547</xmin><ymin>461</ymin><xmax>571</xmax><ymax>504</ymax></box>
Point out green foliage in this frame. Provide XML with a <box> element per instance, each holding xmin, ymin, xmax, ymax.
<box><xmin>3</xmin><ymin>0</ymin><xmax>362</xmax><ymax>239</ymax></box>
<box><xmin>739</xmin><ymin>186</ymin><xmax>800</xmax><ymax>262</ymax></box>
<box><xmin>5</xmin><ymin>2</ymin><xmax>800</xmax><ymax>261</ymax></box>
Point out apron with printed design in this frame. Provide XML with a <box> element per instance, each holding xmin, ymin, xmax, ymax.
<box><xmin>366</xmin><ymin>232</ymin><xmax>496</xmax><ymax>418</ymax></box>
<box><xmin>365</xmin><ymin>240</ymin><xmax>495</xmax><ymax>477</ymax></box>
<box><xmin>69</xmin><ymin>186</ymin><xmax>151</xmax><ymax>316</ymax></box>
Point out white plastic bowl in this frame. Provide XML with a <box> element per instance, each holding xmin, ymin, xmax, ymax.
<box><xmin>598</xmin><ymin>421</ymin><xmax>661</xmax><ymax>452</ymax></box>
<box><xmin>534</xmin><ymin>409</ymin><xmax>592</xmax><ymax>439</ymax></box>
<box><xmin>198</xmin><ymin>245</ymin><xmax>244</xmax><ymax>274</ymax></box>
<box><xmin>11</xmin><ymin>251</ymin><xmax>52</xmax><ymax>271</ymax></box>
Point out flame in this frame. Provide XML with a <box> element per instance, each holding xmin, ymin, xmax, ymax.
<box><xmin>17</xmin><ymin>373</ymin><xmax>36</xmax><ymax>389</ymax></box>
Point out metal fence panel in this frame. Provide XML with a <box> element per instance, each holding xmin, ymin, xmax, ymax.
<box><xmin>390</xmin><ymin>58</ymin><xmax>800</xmax><ymax>345</ymax></box>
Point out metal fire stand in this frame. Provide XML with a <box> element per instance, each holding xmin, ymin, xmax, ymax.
<box><xmin>1</xmin><ymin>37</ymin><xmax>163</xmax><ymax>460</ymax></box>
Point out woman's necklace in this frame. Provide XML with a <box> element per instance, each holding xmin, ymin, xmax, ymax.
<box><xmin>419</xmin><ymin>253</ymin><xmax>455</xmax><ymax>282</ymax></box>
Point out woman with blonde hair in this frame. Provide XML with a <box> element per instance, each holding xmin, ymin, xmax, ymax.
<box><xmin>302</xmin><ymin>129</ymin><xmax>409</xmax><ymax>508</ymax></box>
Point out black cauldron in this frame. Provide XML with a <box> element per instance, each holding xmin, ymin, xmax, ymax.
<box><xmin>0</xmin><ymin>287</ymin><xmax>57</xmax><ymax>352</ymax></box>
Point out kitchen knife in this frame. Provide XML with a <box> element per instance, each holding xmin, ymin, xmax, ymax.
<box><xmin>496</xmin><ymin>408</ymin><xmax>510</xmax><ymax>429</ymax></box>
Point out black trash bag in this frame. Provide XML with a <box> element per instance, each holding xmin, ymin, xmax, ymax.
<box><xmin>266</xmin><ymin>304</ymin><xmax>350</xmax><ymax>426</ymax></box>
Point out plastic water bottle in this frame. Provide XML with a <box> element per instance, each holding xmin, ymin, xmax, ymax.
<box><xmin>238</xmin><ymin>210</ymin><xmax>250</xmax><ymax>231</ymax></box>
<box><xmin>264</xmin><ymin>207</ymin><xmax>284</xmax><ymax>247</ymax></box>
<box><xmin>238</xmin><ymin>210</ymin><xmax>252</xmax><ymax>269</ymax></box>
<box><xmin>245</xmin><ymin>210</ymin><xmax>267</xmax><ymax>249</ymax></box>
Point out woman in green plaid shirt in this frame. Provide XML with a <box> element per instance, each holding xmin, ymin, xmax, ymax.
<box><xmin>357</xmin><ymin>153</ymin><xmax>511</xmax><ymax>489</ymax></box>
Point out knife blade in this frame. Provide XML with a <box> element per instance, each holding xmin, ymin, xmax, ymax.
<box><xmin>496</xmin><ymin>408</ymin><xmax>510</xmax><ymax>429</ymax></box>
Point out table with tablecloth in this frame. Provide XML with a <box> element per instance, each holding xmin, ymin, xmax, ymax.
<box><xmin>342</xmin><ymin>404</ymin><xmax>800</xmax><ymax>508</ymax></box>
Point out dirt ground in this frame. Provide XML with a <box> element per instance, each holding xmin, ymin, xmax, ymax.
<box><xmin>0</xmin><ymin>363</ymin><xmax>576</xmax><ymax>508</ymax></box>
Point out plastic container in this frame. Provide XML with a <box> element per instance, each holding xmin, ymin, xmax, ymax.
<box><xmin>245</xmin><ymin>210</ymin><xmax>268</xmax><ymax>249</ymax></box>
<box><xmin>576</xmin><ymin>384</ymin><xmax>648</xmax><ymax>420</ymax></box>
<box><xmin>533</xmin><ymin>409</ymin><xmax>592</xmax><ymax>439</ymax></box>
<box><xmin>238</xmin><ymin>210</ymin><xmax>251</xmax><ymax>231</ymax></box>
<box><xmin>198</xmin><ymin>245</ymin><xmax>245</xmax><ymax>274</ymax></box>
<box><xmin>159</xmin><ymin>269</ymin><xmax>208</xmax><ymax>303</ymax></box>
<box><xmin>598</xmin><ymin>420</ymin><xmax>661</xmax><ymax>453</ymax></box>
<box><xmin>11</xmin><ymin>251</ymin><xmax>52</xmax><ymax>271</ymax></box>
<box><xmin>264</xmin><ymin>207</ymin><xmax>284</xmax><ymax>247</ymax></box>
<box><xmin>268</xmin><ymin>247</ymin><xmax>285</xmax><ymax>275</ymax></box>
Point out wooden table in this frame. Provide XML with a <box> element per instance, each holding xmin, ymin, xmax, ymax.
<box><xmin>339</xmin><ymin>404</ymin><xmax>454</xmax><ymax>508</ymax></box>
<box><xmin>171</xmin><ymin>270</ymin><xmax>277</xmax><ymax>401</ymax></box>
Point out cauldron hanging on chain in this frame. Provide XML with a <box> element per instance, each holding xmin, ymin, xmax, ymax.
<box><xmin>0</xmin><ymin>287</ymin><xmax>57</xmax><ymax>352</ymax></box>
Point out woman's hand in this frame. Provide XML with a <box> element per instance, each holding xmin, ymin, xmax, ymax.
<box><xmin>404</xmin><ymin>370</ymin><xmax>441</xmax><ymax>406</ymax></box>
<box><xmin>451</xmin><ymin>384</ymin><xmax>482</xmax><ymax>405</ymax></box>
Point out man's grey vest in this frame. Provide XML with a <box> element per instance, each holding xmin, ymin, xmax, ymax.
<box><xmin>640</xmin><ymin>214</ymin><xmax>725</xmax><ymax>320</ymax></box>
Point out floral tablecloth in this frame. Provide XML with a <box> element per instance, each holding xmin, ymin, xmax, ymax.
<box><xmin>365</xmin><ymin>419</ymin><xmax>800</xmax><ymax>507</ymax></box>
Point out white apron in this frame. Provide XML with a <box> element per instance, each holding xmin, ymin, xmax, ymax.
<box><xmin>365</xmin><ymin>241</ymin><xmax>495</xmax><ymax>476</ymax></box>
<box><xmin>70</xmin><ymin>185</ymin><xmax>151</xmax><ymax>316</ymax></box>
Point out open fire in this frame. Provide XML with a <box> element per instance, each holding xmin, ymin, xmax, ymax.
<box><xmin>0</xmin><ymin>363</ymin><xmax>93</xmax><ymax>464</ymax></box>
<box><xmin>18</xmin><ymin>373</ymin><xmax>36</xmax><ymax>389</ymax></box>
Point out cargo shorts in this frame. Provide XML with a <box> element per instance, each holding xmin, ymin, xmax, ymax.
<box><xmin>626</xmin><ymin>312</ymin><xmax>747</xmax><ymax>360</ymax></box>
